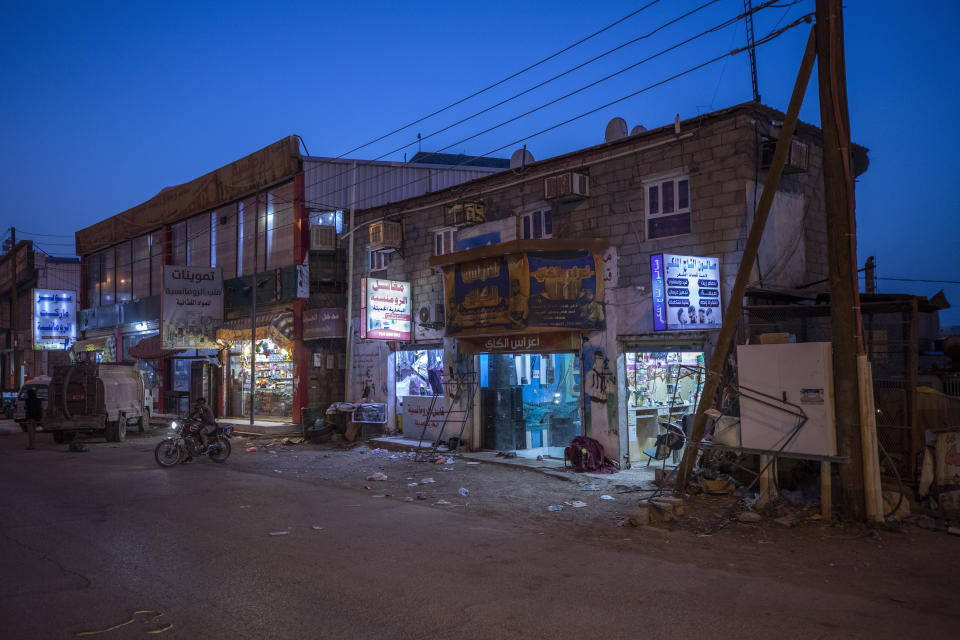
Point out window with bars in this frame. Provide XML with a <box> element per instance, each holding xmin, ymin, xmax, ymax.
<box><xmin>370</xmin><ymin>249</ymin><xmax>388</xmax><ymax>272</ymax></box>
<box><xmin>645</xmin><ymin>175</ymin><xmax>691</xmax><ymax>240</ymax></box>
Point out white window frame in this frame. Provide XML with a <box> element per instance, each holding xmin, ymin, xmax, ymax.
<box><xmin>434</xmin><ymin>228</ymin><xmax>457</xmax><ymax>256</ymax></box>
<box><xmin>644</xmin><ymin>174</ymin><xmax>691</xmax><ymax>240</ymax></box>
<box><xmin>370</xmin><ymin>249</ymin><xmax>388</xmax><ymax>272</ymax></box>
<box><xmin>520</xmin><ymin>208</ymin><xmax>553</xmax><ymax>239</ymax></box>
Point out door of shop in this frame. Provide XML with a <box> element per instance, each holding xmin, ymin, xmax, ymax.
<box><xmin>479</xmin><ymin>351</ymin><xmax>581</xmax><ymax>459</ymax></box>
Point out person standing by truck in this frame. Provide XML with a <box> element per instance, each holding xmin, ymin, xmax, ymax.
<box><xmin>24</xmin><ymin>388</ymin><xmax>42</xmax><ymax>450</ymax></box>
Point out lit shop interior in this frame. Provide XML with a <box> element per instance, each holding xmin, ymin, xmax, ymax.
<box><xmin>395</xmin><ymin>348</ymin><xmax>444</xmax><ymax>433</ymax></box>
<box><xmin>479</xmin><ymin>352</ymin><xmax>581</xmax><ymax>459</ymax></box>
<box><xmin>226</xmin><ymin>337</ymin><xmax>293</xmax><ymax>419</ymax></box>
<box><xmin>624</xmin><ymin>350</ymin><xmax>705</xmax><ymax>464</ymax></box>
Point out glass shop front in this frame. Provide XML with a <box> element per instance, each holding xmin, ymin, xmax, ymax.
<box><xmin>479</xmin><ymin>350</ymin><xmax>581</xmax><ymax>460</ymax></box>
<box><xmin>226</xmin><ymin>337</ymin><xmax>293</xmax><ymax>419</ymax></box>
<box><xmin>624</xmin><ymin>349</ymin><xmax>705</xmax><ymax>465</ymax></box>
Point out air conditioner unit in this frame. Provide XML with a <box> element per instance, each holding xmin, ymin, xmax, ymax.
<box><xmin>309</xmin><ymin>225</ymin><xmax>337</xmax><ymax>252</ymax></box>
<box><xmin>417</xmin><ymin>303</ymin><xmax>445</xmax><ymax>327</ymax></box>
<box><xmin>447</xmin><ymin>202</ymin><xmax>485</xmax><ymax>226</ymax></box>
<box><xmin>545</xmin><ymin>172</ymin><xmax>589</xmax><ymax>200</ymax></box>
<box><xmin>761</xmin><ymin>137</ymin><xmax>809</xmax><ymax>173</ymax></box>
<box><xmin>369</xmin><ymin>221</ymin><xmax>402</xmax><ymax>253</ymax></box>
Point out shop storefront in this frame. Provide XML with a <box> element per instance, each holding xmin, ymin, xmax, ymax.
<box><xmin>395</xmin><ymin>346</ymin><xmax>444</xmax><ymax>439</ymax></box>
<box><xmin>218</xmin><ymin>312</ymin><xmax>295</xmax><ymax>420</ymax></box>
<box><xmin>622</xmin><ymin>346</ymin><xmax>705</xmax><ymax>466</ymax></box>
<box><xmin>463</xmin><ymin>334</ymin><xmax>582</xmax><ymax>459</ymax></box>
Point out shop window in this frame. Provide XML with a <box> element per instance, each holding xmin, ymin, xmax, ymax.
<box><xmin>149</xmin><ymin>230</ymin><xmax>163</xmax><ymax>296</ymax></box>
<box><xmin>370</xmin><ymin>249</ymin><xmax>388</xmax><ymax>272</ymax></box>
<box><xmin>645</xmin><ymin>175</ymin><xmax>691</xmax><ymax>240</ymax></box>
<box><xmin>267</xmin><ymin>183</ymin><xmax>295</xmax><ymax>269</ymax></box>
<box><xmin>217</xmin><ymin>205</ymin><xmax>238</xmax><ymax>279</ymax></box>
<box><xmin>101</xmin><ymin>246</ymin><xmax>115</xmax><ymax>304</ymax></box>
<box><xmin>188</xmin><ymin>213</ymin><xmax>211</xmax><ymax>268</ymax></box>
<box><xmin>84</xmin><ymin>251</ymin><xmax>102</xmax><ymax>308</ymax></box>
<box><xmin>132</xmin><ymin>235</ymin><xmax>150</xmax><ymax>300</ymax></box>
<box><xmin>115</xmin><ymin>241</ymin><xmax>132</xmax><ymax>303</ymax></box>
<box><xmin>520</xmin><ymin>209</ymin><xmax>552</xmax><ymax>239</ymax></box>
<box><xmin>434</xmin><ymin>228</ymin><xmax>456</xmax><ymax>256</ymax></box>
<box><xmin>310</xmin><ymin>210</ymin><xmax>343</xmax><ymax>233</ymax></box>
<box><xmin>240</xmin><ymin>196</ymin><xmax>259</xmax><ymax>276</ymax></box>
<box><xmin>171</xmin><ymin>222</ymin><xmax>187</xmax><ymax>265</ymax></box>
<box><xmin>227</xmin><ymin>338</ymin><xmax>293</xmax><ymax>418</ymax></box>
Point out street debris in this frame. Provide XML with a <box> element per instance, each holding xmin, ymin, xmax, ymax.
<box><xmin>435</xmin><ymin>500</ymin><xmax>452</xmax><ymax>505</ymax></box>
<box><xmin>311</xmin><ymin>526</ymin><xmax>324</xmax><ymax>530</ymax></box>
<box><xmin>268</xmin><ymin>531</ymin><xmax>289</xmax><ymax>536</ymax></box>
<box><xmin>580</xmin><ymin>484</ymin><xmax>599</xmax><ymax>491</ymax></box>
<box><xmin>458</xmin><ymin>488</ymin><xmax>470</xmax><ymax>496</ymax></box>
<box><xmin>245</xmin><ymin>446</ymin><xmax>258</xmax><ymax>453</ymax></box>
<box><xmin>366</xmin><ymin>472</ymin><xmax>388</xmax><ymax>481</ymax></box>
<box><xmin>564</xmin><ymin>500</ymin><xmax>588</xmax><ymax>508</ymax></box>
<box><xmin>601</xmin><ymin>495</ymin><xmax>615</xmax><ymax>501</ymax></box>
<box><xmin>738</xmin><ymin>511</ymin><xmax>763</xmax><ymax>523</ymax></box>
<box><xmin>407</xmin><ymin>482</ymin><xmax>418</xmax><ymax>487</ymax></box>
<box><xmin>466</xmin><ymin>462</ymin><xmax>481</xmax><ymax>465</ymax></box>
<box><xmin>547</xmin><ymin>505</ymin><xmax>565</xmax><ymax>512</ymax></box>
<box><xmin>420</xmin><ymin>478</ymin><xmax>436</xmax><ymax>484</ymax></box>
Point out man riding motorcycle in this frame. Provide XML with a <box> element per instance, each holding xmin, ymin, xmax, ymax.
<box><xmin>184</xmin><ymin>397</ymin><xmax>217</xmax><ymax>462</ymax></box>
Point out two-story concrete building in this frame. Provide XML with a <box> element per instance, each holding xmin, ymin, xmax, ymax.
<box><xmin>345</xmin><ymin>102</ymin><xmax>869</xmax><ymax>468</ymax></box>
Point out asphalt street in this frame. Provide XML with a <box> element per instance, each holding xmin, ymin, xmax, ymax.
<box><xmin>0</xmin><ymin>422</ymin><xmax>953</xmax><ymax>640</ymax></box>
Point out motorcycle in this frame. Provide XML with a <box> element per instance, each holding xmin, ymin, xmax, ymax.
<box><xmin>154</xmin><ymin>417</ymin><xmax>235</xmax><ymax>467</ymax></box>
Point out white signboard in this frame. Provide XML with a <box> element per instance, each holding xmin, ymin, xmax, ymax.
<box><xmin>33</xmin><ymin>289</ymin><xmax>77</xmax><ymax>350</ymax></box>
<box><xmin>650</xmin><ymin>254</ymin><xmax>722</xmax><ymax>330</ymax></box>
<box><xmin>361</xmin><ymin>277</ymin><xmax>411</xmax><ymax>340</ymax></box>
<box><xmin>161</xmin><ymin>266</ymin><xmax>223</xmax><ymax>349</ymax></box>
<box><xmin>401</xmin><ymin>395</ymin><xmax>448</xmax><ymax>442</ymax></box>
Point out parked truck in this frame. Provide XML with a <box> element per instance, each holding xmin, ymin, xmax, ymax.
<box><xmin>42</xmin><ymin>362</ymin><xmax>149</xmax><ymax>443</ymax></box>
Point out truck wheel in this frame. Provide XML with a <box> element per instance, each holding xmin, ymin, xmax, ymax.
<box><xmin>138</xmin><ymin>408</ymin><xmax>150</xmax><ymax>433</ymax></box>
<box><xmin>105</xmin><ymin>421</ymin><xmax>127</xmax><ymax>443</ymax></box>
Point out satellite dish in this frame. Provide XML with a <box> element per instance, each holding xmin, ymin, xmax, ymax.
<box><xmin>630</xmin><ymin>125</ymin><xmax>647</xmax><ymax>136</ymax></box>
<box><xmin>509</xmin><ymin>148</ymin><xmax>535</xmax><ymax>169</ymax></box>
<box><xmin>605</xmin><ymin>117</ymin><xmax>629</xmax><ymax>142</ymax></box>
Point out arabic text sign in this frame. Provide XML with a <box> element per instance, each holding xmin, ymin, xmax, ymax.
<box><xmin>33</xmin><ymin>289</ymin><xmax>77</xmax><ymax>350</ymax></box>
<box><xmin>650</xmin><ymin>254</ymin><xmax>722</xmax><ymax>331</ymax></box>
<box><xmin>361</xmin><ymin>278</ymin><xmax>411</xmax><ymax>340</ymax></box>
<box><xmin>401</xmin><ymin>395</ymin><xmax>447</xmax><ymax>440</ymax></box>
<box><xmin>303</xmin><ymin>308</ymin><xmax>346</xmax><ymax>339</ymax></box>
<box><xmin>161</xmin><ymin>266</ymin><xmax>224</xmax><ymax>349</ymax></box>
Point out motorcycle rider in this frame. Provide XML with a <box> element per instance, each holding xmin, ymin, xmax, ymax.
<box><xmin>184</xmin><ymin>396</ymin><xmax>217</xmax><ymax>462</ymax></box>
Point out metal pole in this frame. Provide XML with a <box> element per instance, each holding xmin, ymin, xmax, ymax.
<box><xmin>344</xmin><ymin>161</ymin><xmax>357</xmax><ymax>401</ymax></box>
<box><xmin>676</xmin><ymin>26</ymin><xmax>818</xmax><ymax>493</ymax></box>
<box><xmin>10</xmin><ymin>227</ymin><xmax>18</xmax><ymax>390</ymax></box>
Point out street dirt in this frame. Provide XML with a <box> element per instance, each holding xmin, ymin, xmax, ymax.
<box><xmin>123</xmin><ymin>427</ymin><xmax>959</xmax><ymax>621</ymax></box>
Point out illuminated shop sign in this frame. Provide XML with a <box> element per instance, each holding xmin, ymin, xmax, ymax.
<box><xmin>650</xmin><ymin>254</ymin><xmax>722</xmax><ymax>331</ymax></box>
<box><xmin>33</xmin><ymin>289</ymin><xmax>78</xmax><ymax>350</ymax></box>
<box><xmin>161</xmin><ymin>266</ymin><xmax>224</xmax><ymax>349</ymax></box>
<box><xmin>361</xmin><ymin>278</ymin><xmax>411</xmax><ymax>340</ymax></box>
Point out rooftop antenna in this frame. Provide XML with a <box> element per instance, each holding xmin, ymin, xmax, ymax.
<box><xmin>744</xmin><ymin>0</ymin><xmax>760</xmax><ymax>102</ymax></box>
<box><xmin>417</xmin><ymin>133</ymin><xmax>422</xmax><ymax>153</ymax></box>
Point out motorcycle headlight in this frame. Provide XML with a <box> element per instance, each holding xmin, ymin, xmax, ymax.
<box><xmin>170</xmin><ymin>421</ymin><xmax>179</xmax><ymax>429</ymax></box>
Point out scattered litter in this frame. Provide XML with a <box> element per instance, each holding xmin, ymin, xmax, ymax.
<box><xmin>444</xmin><ymin>457</ymin><xmax>454</xmax><ymax>464</ymax></box>
<box><xmin>366</xmin><ymin>472</ymin><xmax>388</xmax><ymax>481</ymax></box>
<box><xmin>268</xmin><ymin>450</ymin><xmax>278</xmax><ymax>455</ymax></box>
<box><xmin>434</xmin><ymin>459</ymin><xmax>445</xmax><ymax>465</ymax></box>
<box><xmin>580</xmin><ymin>484</ymin><xmax>599</xmax><ymax>491</ymax></box>
<box><xmin>268</xmin><ymin>531</ymin><xmax>289</xmax><ymax>536</ymax></box>
<box><xmin>435</xmin><ymin>500</ymin><xmax>452</xmax><ymax>505</ymax></box>
<box><xmin>547</xmin><ymin>505</ymin><xmax>565</xmax><ymax>512</ymax></box>
<box><xmin>601</xmin><ymin>495</ymin><xmax>615</xmax><ymax>501</ymax></box>
<box><xmin>311</xmin><ymin>526</ymin><xmax>323</xmax><ymax>530</ymax></box>
<box><xmin>404</xmin><ymin>497</ymin><xmax>414</xmax><ymax>502</ymax></box>
<box><xmin>371</xmin><ymin>494</ymin><xmax>386</xmax><ymax>498</ymax></box>
<box><xmin>737</xmin><ymin>512</ymin><xmax>762</xmax><ymax>523</ymax></box>
<box><xmin>466</xmin><ymin>462</ymin><xmax>481</xmax><ymax>465</ymax></box>
<box><xmin>416</xmin><ymin>494</ymin><xmax>427</xmax><ymax>500</ymax></box>
<box><xmin>458</xmin><ymin>488</ymin><xmax>470</xmax><ymax>497</ymax></box>
<box><xmin>407</xmin><ymin>482</ymin><xmax>419</xmax><ymax>487</ymax></box>
<box><xmin>420</xmin><ymin>478</ymin><xmax>436</xmax><ymax>484</ymax></box>
<box><xmin>240</xmin><ymin>505</ymin><xmax>251</xmax><ymax>509</ymax></box>
<box><xmin>537</xmin><ymin>455</ymin><xmax>544</xmax><ymax>461</ymax></box>
<box><xmin>389</xmin><ymin>455</ymin><xmax>398</xmax><ymax>459</ymax></box>
<box><xmin>245</xmin><ymin>446</ymin><xmax>258</xmax><ymax>453</ymax></box>
<box><xmin>443</xmin><ymin>467</ymin><xmax>454</xmax><ymax>471</ymax></box>
<box><xmin>564</xmin><ymin>500</ymin><xmax>588</xmax><ymax>508</ymax></box>
<box><xmin>273</xmin><ymin>469</ymin><xmax>282</xmax><ymax>474</ymax></box>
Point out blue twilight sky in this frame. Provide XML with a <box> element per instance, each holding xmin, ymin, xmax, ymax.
<box><xmin>1</xmin><ymin>0</ymin><xmax>958</xmax><ymax>325</ymax></box>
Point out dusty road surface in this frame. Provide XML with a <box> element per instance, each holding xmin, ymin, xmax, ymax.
<box><xmin>1</xmin><ymin>422</ymin><xmax>957</xmax><ymax>639</ymax></box>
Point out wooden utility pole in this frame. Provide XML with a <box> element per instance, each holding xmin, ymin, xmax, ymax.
<box><xmin>676</xmin><ymin>26</ymin><xmax>818</xmax><ymax>492</ymax></box>
<box><xmin>816</xmin><ymin>0</ymin><xmax>866</xmax><ymax>520</ymax></box>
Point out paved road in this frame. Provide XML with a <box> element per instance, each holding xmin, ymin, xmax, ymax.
<box><xmin>0</xmin><ymin>423</ymin><xmax>952</xmax><ymax>639</ymax></box>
